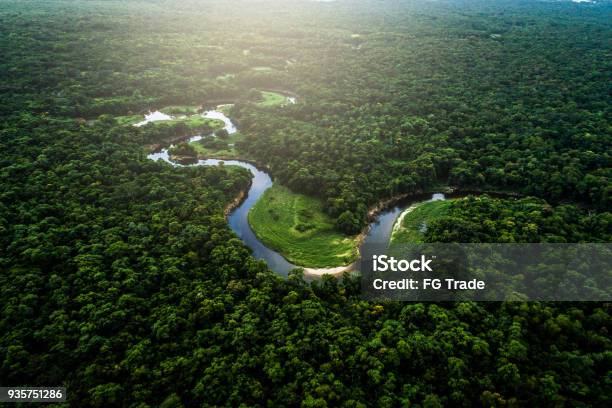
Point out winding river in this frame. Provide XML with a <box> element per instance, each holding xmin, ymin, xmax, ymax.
<box><xmin>146</xmin><ymin>106</ymin><xmax>448</xmax><ymax>276</ymax></box>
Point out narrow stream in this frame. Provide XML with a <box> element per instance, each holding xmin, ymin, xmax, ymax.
<box><xmin>146</xmin><ymin>106</ymin><xmax>446</xmax><ymax>276</ymax></box>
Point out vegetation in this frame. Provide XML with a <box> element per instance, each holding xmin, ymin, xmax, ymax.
<box><xmin>114</xmin><ymin>114</ymin><xmax>142</xmax><ymax>126</ymax></box>
<box><xmin>159</xmin><ymin>105</ymin><xmax>199</xmax><ymax>115</ymax></box>
<box><xmin>199</xmin><ymin>137</ymin><xmax>228</xmax><ymax>151</ymax></box>
<box><xmin>216</xmin><ymin>104</ymin><xmax>234</xmax><ymax>115</ymax></box>
<box><xmin>190</xmin><ymin>132</ymin><xmax>245</xmax><ymax>159</ymax></box>
<box><xmin>248</xmin><ymin>184</ymin><xmax>358</xmax><ymax>267</ymax></box>
<box><xmin>168</xmin><ymin>142</ymin><xmax>198</xmax><ymax>161</ymax></box>
<box><xmin>151</xmin><ymin>115</ymin><xmax>223</xmax><ymax>131</ymax></box>
<box><xmin>258</xmin><ymin>91</ymin><xmax>290</xmax><ymax>107</ymax></box>
<box><xmin>426</xmin><ymin>195</ymin><xmax>611</xmax><ymax>243</ymax></box>
<box><xmin>215</xmin><ymin>128</ymin><xmax>229</xmax><ymax>138</ymax></box>
<box><xmin>233</xmin><ymin>1</ymin><xmax>611</xmax><ymax>230</ymax></box>
<box><xmin>114</xmin><ymin>110</ymin><xmax>224</xmax><ymax>146</ymax></box>
<box><xmin>0</xmin><ymin>0</ymin><xmax>610</xmax><ymax>406</ymax></box>
<box><xmin>392</xmin><ymin>199</ymin><xmax>454</xmax><ymax>243</ymax></box>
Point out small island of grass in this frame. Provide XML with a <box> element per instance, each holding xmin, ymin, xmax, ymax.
<box><xmin>248</xmin><ymin>184</ymin><xmax>359</xmax><ymax>268</ymax></box>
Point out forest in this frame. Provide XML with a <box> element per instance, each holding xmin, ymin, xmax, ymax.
<box><xmin>0</xmin><ymin>0</ymin><xmax>610</xmax><ymax>406</ymax></box>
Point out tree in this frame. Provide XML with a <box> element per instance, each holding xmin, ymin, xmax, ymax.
<box><xmin>215</xmin><ymin>128</ymin><xmax>229</xmax><ymax>139</ymax></box>
<box><xmin>336</xmin><ymin>210</ymin><xmax>361</xmax><ymax>234</ymax></box>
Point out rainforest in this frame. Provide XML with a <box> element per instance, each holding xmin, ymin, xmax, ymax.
<box><xmin>0</xmin><ymin>0</ymin><xmax>610</xmax><ymax>406</ymax></box>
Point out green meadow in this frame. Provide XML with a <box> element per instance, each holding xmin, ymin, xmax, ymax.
<box><xmin>116</xmin><ymin>110</ymin><xmax>224</xmax><ymax>130</ymax></box>
<box><xmin>190</xmin><ymin>131</ymin><xmax>245</xmax><ymax>159</ymax></box>
<box><xmin>391</xmin><ymin>199</ymin><xmax>454</xmax><ymax>243</ymax></box>
<box><xmin>248</xmin><ymin>184</ymin><xmax>359</xmax><ymax>267</ymax></box>
<box><xmin>159</xmin><ymin>105</ymin><xmax>199</xmax><ymax>115</ymax></box>
<box><xmin>171</xmin><ymin>115</ymin><xmax>223</xmax><ymax>130</ymax></box>
<box><xmin>258</xmin><ymin>91</ymin><xmax>289</xmax><ymax>107</ymax></box>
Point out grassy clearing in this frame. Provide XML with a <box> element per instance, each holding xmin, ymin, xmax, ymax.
<box><xmin>169</xmin><ymin>116</ymin><xmax>224</xmax><ymax>130</ymax></box>
<box><xmin>248</xmin><ymin>184</ymin><xmax>359</xmax><ymax>267</ymax></box>
<box><xmin>252</xmin><ymin>66</ymin><xmax>273</xmax><ymax>71</ymax></box>
<box><xmin>216</xmin><ymin>74</ymin><xmax>235</xmax><ymax>81</ymax></box>
<box><xmin>144</xmin><ymin>115</ymin><xmax>224</xmax><ymax>130</ymax></box>
<box><xmin>115</xmin><ymin>114</ymin><xmax>142</xmax><ymax>125</ymax></box>
<box><xmin>391</xmin><ymin>200</ymin><xmax>454</xmax><ymax>244</ymax></box>
<box><xmin>258</xmin><ymin>91</ymin><xmax>288</xmax><ymax>107</ymax></box>
<box><xmin>159</xmin><ymin>105</ymin><xmax>199</xmax><ymax>115</ymax></box>
<box><xmin>191</xmin><ymin>144</ymin><xmax>238</xmax><ymax>158</ymax></box>
<box><xmin>116</xmin><ymin>110</ymin><xmax>223</xmax><ymax>130</ymax></box>
<box><xmin>190</xmin><ymin>132</ymin><xmax>245</xmax><ymax>158</ymax></box>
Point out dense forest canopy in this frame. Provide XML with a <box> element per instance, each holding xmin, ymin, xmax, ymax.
<box><xmin>0</xmin><ymin>0</ymin><xmax>610</xmax><ymax>406</ymax></box>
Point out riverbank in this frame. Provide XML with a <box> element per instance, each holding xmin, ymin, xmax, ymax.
<box><xmin>224</xmin><ymin>185</ymin><xmax>250</xmax><ymax>219</ymax></box>
<box><xmin>391</xmin><ymin>199</ymin><xmax>453</xmax><ymax>244</ymax></box>
<box><xmin>303</xmin><ymin>263</ymin><xmax>356</xmax><ymax>276</ymax></box>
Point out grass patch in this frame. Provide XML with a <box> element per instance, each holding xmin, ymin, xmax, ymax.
<box><xmin>216</xmin><ymin>74</ymin><xmax>235</xmax><ymax>81</ymax></box>
<box><xmin>391</xmin><ymin>200</ymin><xmax>454</xmax><ymax>244</ymax></box>
<box><xmin>159</xmin><ymin>105</ymin><xmax>199</xmax><ymax>115</ymax></box>
<box><xmin>258</xmin><ymin>91</ymin><xmax>289</xmax><ymax>107</ymax></box>
<box><xmin>115</xmin><ymin>114</ymin><xmax>142</xmax><ymax>125</ymax></box>
<box><xmin>190</xmin><ymin>132</ymin><xmax>245</xmax><ymax>158</ymax></box>
<box><xmin>116</xmin><ymin>111</ymin><xmax>223</xmax><ymax>130</ymax></box>
<box><xmin>252</xmin><ymin>66</ymin><xmax>273</xmax><ymax>71</ymax></box>
<box><xmin>168</xmin><ymin>115</ymin><xmax>223</xmax><ymax>130</ymax></box>
<box><xmin>248</xmin><ymin>184</ymin><xmax>359</xmax><ymax>267</ymax></box>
